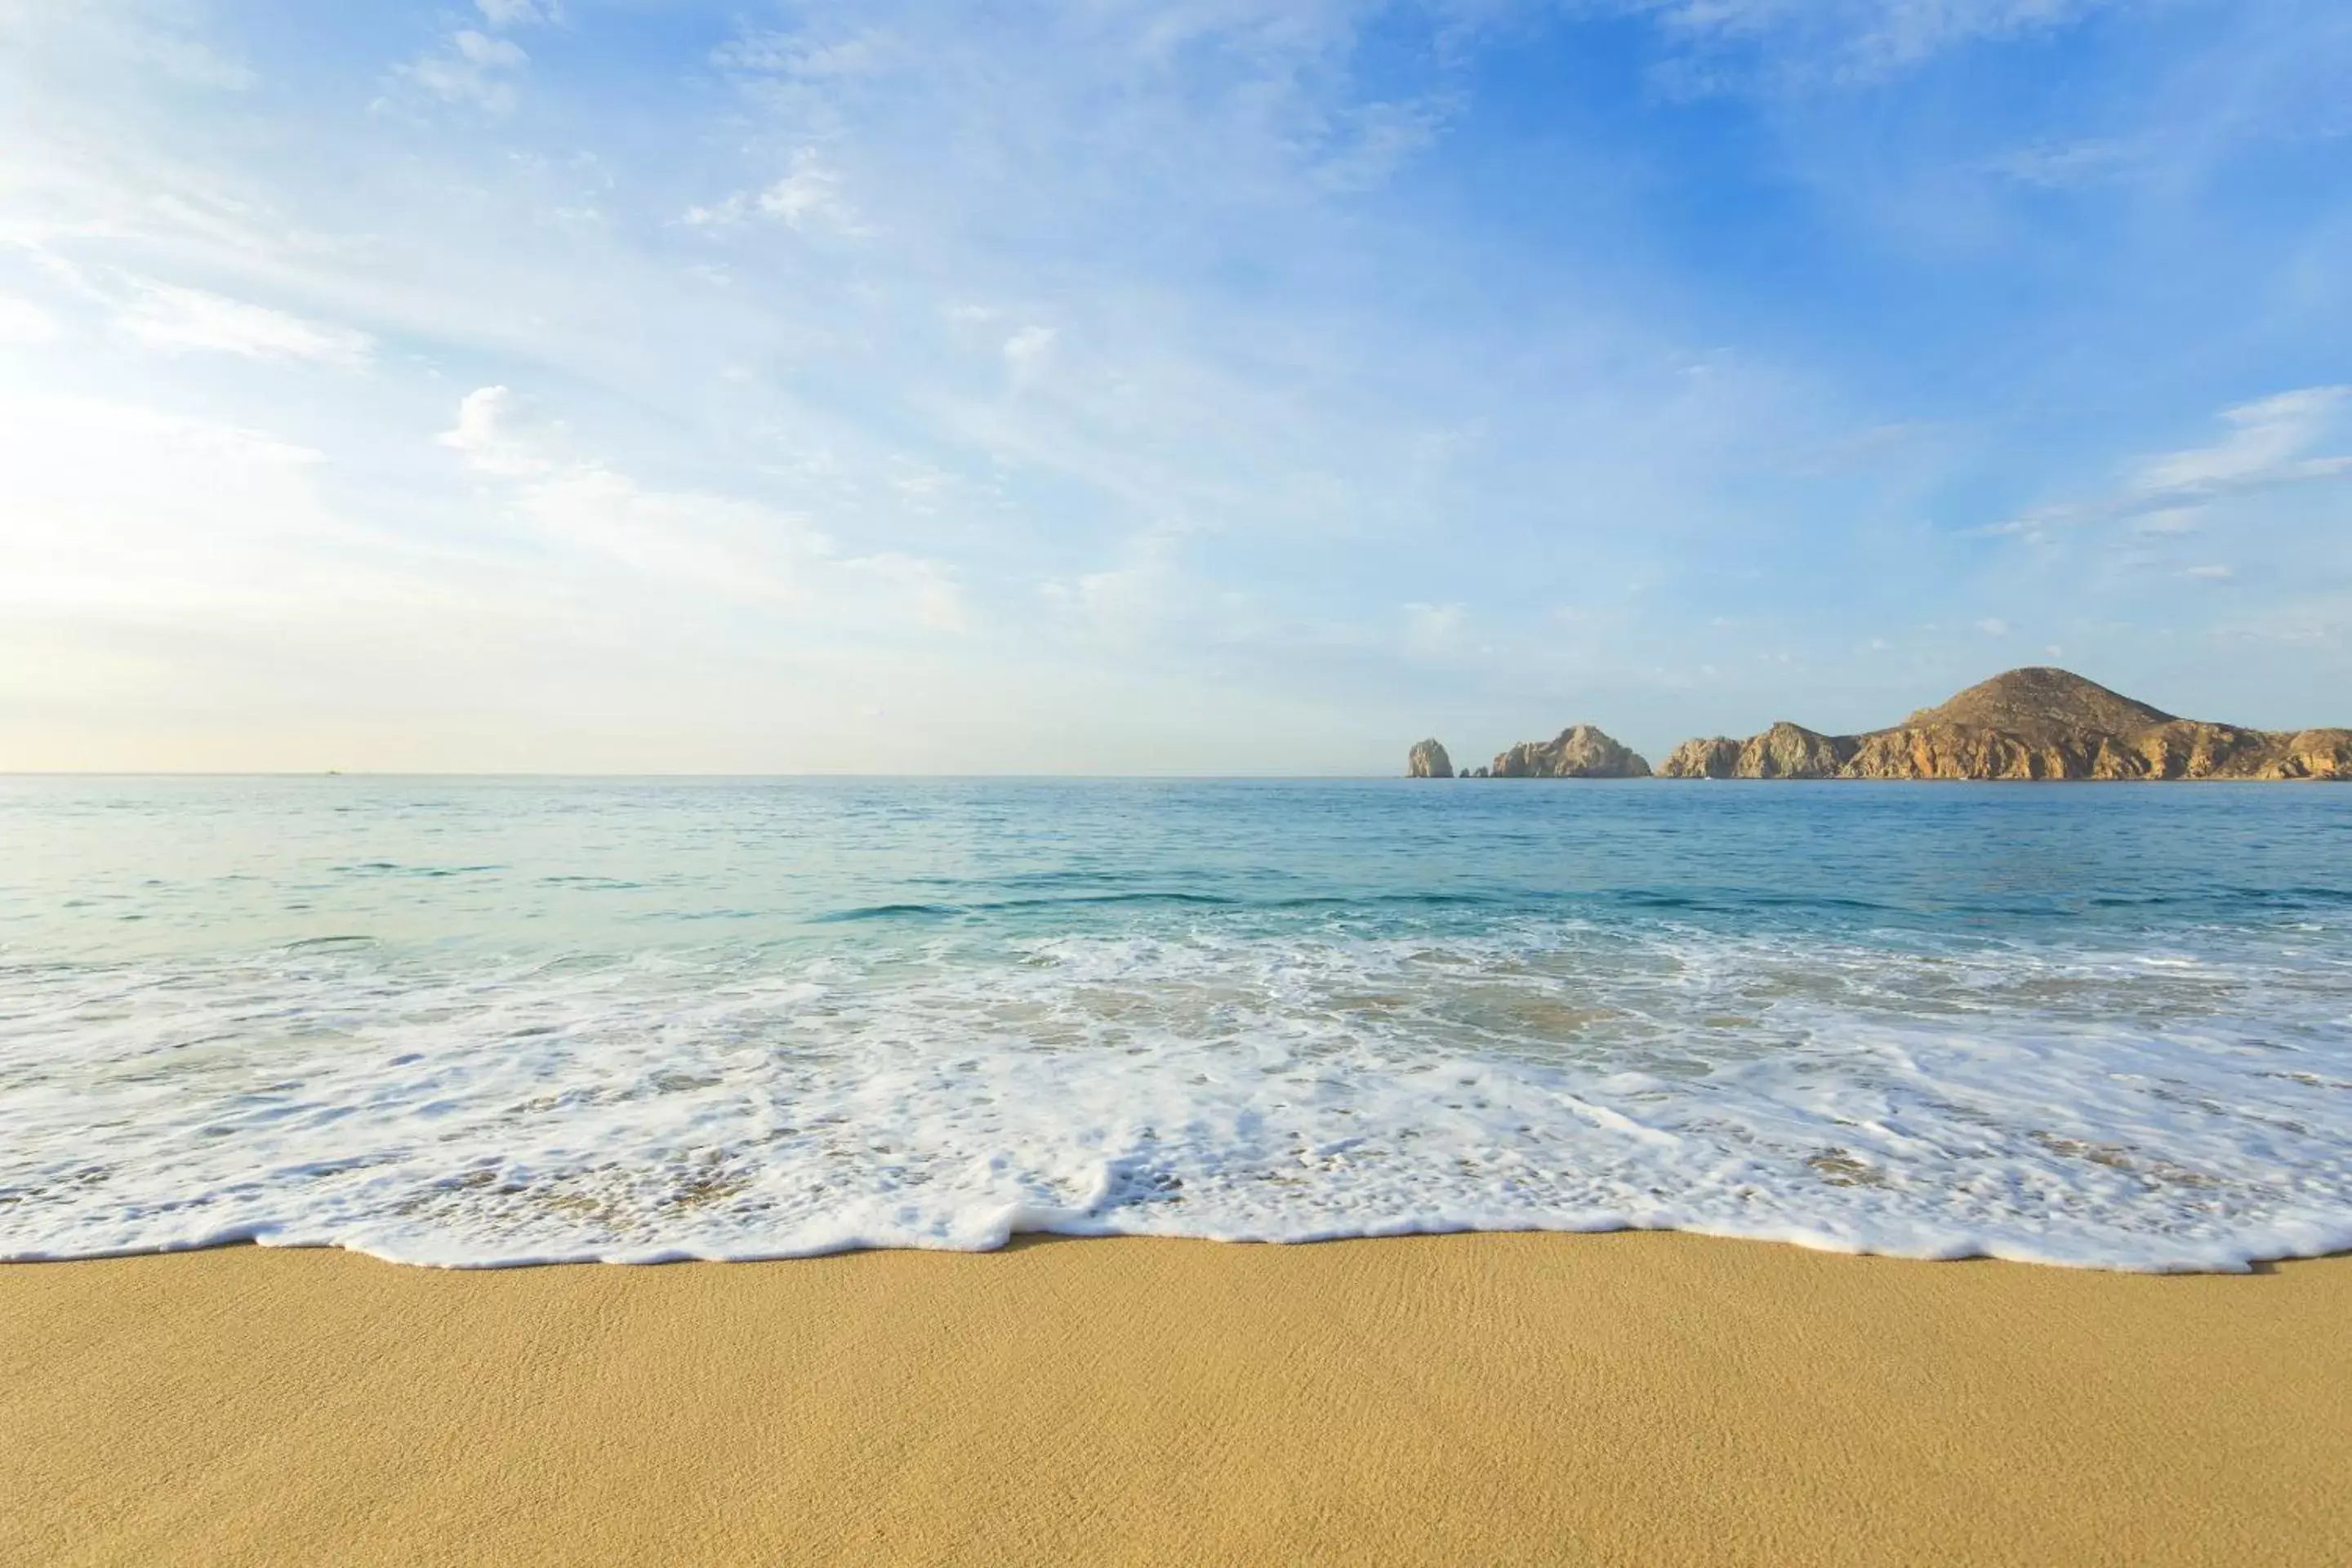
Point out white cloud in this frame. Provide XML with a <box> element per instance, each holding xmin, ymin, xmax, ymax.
<box><xmin>715</xmin><ymin>29</ymin><xmax>897</xmax><ymax>80</ymax></box>
<box><xmin>1313</xmin><ymin>93</ymin><xmax>1461</xmax><ymax>192</ymax></box>
<box><xmin>756</xmin><ymin>151</ymin><xmax>855</xmax><ymax>228</ymax></box>
<box><xmin>112</xmin><ymin>279</ymin><xmax>374</xmax><ymax>365</ymax></box>
<box><xmin>398</xmin><ymin>29</ymin><xmax>531</xmax><ymax>115</ymax></box>
<box><xmin>1002</xmin><ymin>324</ymin><xmax>1057</xmax><ymax>384</ymax></box>
<box><xmin>6</xmin><ymin>395</ymin><xmax>323</xmax><ymax>474</ymax></box>
<box><xmin>1976</xmin><ymin>617</ymin><xmax>2010</xmax><ymax>635</ymax></box>
<box><xmin>688</xmin><ymin>149</ymin><xmax>865</xmax><ymax>234</ymax></box>
<box><xmin>889</xmin><ymin>465</ymin><xmax>955</xmax><ymax>510</ymax></box>
<box><xmin>461</xmin><ymin>30</ymin><xmax>527</xmax><ymax>68</ymax></box>
<box><xmin>1980</xmin><ymin>136</ymin><xmax>2141</xmax><ymax>189</ymax></box>
<box><xmin>1998</xmin><ymin>385</ymin><xmax>2352</xmax><ymax>539</ymax></box>
<box><xmin>2128</xmin><ymin>386</ymin><xmax>2352</xmax><ymax>498</ymax></box>
<box><xmin>476</xmin><ymin>0</ymin><xmax>558</xmax><ymax>27</ymax></box>
<box><xmin>2185</xmin><ymin>564</ymin><xmax>2234</xmax><ymax>580</ymax></box>
<box><xmin>389</xmin><ymin>0</ymin><xmax>555</xmax><ymax>115</ymax></box>
<box><xmin>705</xmin><ymin>3</ymin><xmax>1479</xmax><ymax>220</ymax></box>
<box><xmin>1633</xmin><ymin>0</ymin><xmax>2115</xmax><ymax>87</ymax></box>
<box><xmin>131</xmin><ymin>31</ymin><xmax>256</xmax><ymax>91</ymax></box>
<box><xmin>439</xmin><ymin>385</ymin><xmax>562</xmax><ymax>477</ymax></box>
<box><xmin>438</xmin><ymin>387</ymin><xmax>964</xmax><ymax>630</ymax></box>
<box><xmin>0</xmin><ymin>2</ymin><xmax>258</xmax><ymax>91</ymax></box>
<box><xmin>1041</xmin><ymin>532</ymin><xmax>1198</xmax><ymax>643</ymax></box>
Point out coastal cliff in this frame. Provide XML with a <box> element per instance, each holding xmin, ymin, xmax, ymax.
<box><xmin>1660</xmin><ymin>668</ymin><xmax>2352</xmax><ymax>781</ymax></box>
<box><xmin>1491</xmin><ymin>724</ymin><xmax>1650</xmax><ymax>778</ymax></box>
<box><xmin>1406</xmin><ymin>739</ymin><xmax>1454</xmax><ymax>778</ymax></box>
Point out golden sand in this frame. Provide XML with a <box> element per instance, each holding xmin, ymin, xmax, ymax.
<box><xmin>4</xmin><ymin>1233</ymin><xmax>2347</xmax><ymax>1566</ymax></box>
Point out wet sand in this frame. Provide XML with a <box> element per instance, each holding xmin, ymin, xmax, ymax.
<box><xmin>4</xmin><ymin>1232</ymin><xmax>2347</xmax><ymax>1566</ymax></box>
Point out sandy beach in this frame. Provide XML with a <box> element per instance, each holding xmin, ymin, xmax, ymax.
<box><xmin>4</xmin><ymin>1233</ymin><xmax>2346</xmax><ymax>1566</ymax></box>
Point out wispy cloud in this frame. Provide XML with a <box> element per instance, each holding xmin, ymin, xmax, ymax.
<box><xmin>2129</xmin><ymin>387</ymin><xmax>2352</xmax><ymax>499</ymax></box>
<box><xmin>0</xmin><ymin>0</ymin><xmax>259</xmax><ymax>91</ymax></box>
<box><xmin>715</xmin><ymin>27</ymin><xmax>898</xmax><ymax>81</ymax></box>
<box><xmin>391</xmin><ymin>1</ymin><xmax>557</xmax><ymax>117</ymax></box>
<box><xmin>686</xmin><ymin>149</ymin><xmax>867</xmax><ymax>234</ymax></box>
<box><xmin>1979</xmin><ymin>136</ymin><xmax>2145</xmax><ymax>189</ymax></box>
<box><xmin>1629</xmin><ymin>0</ymin><xmax>2119</xmax><ymax>89</ymax></box>
<box><xmin>1997</xmin><ymin>386</ymin><xmax>2352</xmax><ymax>539</ymax></box>
<box><xmin>475</xmin><ymin>0</ymin><xmax>560</xmax><ymax>26</ymax></box>
<box><xmin>1040</xmin><ymin>532</ymin><xmax>1189</xmax><ymax>644</ymax></box>
<box><xmin>1000</xmin><ymin>324</ymin><xmax>1057</xmax><ymax>385</ymax></box>
<box><xmin>122</xmin><ymin>29</ymin><xmax>256</xmax><ymax>91</ymax></box>
<box><xmin>112</xmin><ymin>278</ymin><xmax>374</xmax><ymax>365</ymax></box>
<box><xmin>396</xmin><ymin>29</ymin><xmax>532</xmax><ymax>115</ymax></box>
<box><xmin>440</xmin><ymin>387</ymin><xmax>966</xmax><ymax>631</ymax></box>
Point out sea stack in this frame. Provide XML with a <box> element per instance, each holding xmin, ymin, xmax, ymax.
<box><xmin>1490</xmin><ymin>724</ymin><xmax>1650</xmax><ymax>778</ymax></box>
<box><xmin>1407</xmin><ymin>739</ymin><xmax>1455</xmax><ymax>778</ymax></box>
<box><xmin>1659</xmin><ymin>667</ymin><xmax>2352</xmax><ymax>781</ymax></box>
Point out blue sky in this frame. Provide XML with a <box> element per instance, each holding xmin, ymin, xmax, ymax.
<box><xmin>2</xmin><ymin>0</ymin><xmax>2347</xmax><ymax>772</ymax></box>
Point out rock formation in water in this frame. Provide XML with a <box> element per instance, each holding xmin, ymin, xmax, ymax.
<box><xmin>1659</xmin><ymin>667</ymin><xmax>2352</xmax><ymax>781</ymax></box>
<box><xmin>1406</xmin><ymin>739</ymin><xmax>1455</xmax><ymax>778</ymax></box>
<box><xmin>1490</xmin><ymin>724</ymin><xmax>1651</xmax><ymax>779</ymax></box>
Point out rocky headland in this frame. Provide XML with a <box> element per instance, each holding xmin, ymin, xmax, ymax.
<box><xmin>1491</xmin><ymin>724</ymin><xmax>1651</xmax><ymax>778</ymax></box>
<box><xmin>1658</xmin><ymin>667</ymin><xmax>2352</xmax><ymax>782</ymax></box>
<box><xmin>1405</xmin><ymin>725</ymin><xmax>1648</xmax><ymax>778</ymax></box>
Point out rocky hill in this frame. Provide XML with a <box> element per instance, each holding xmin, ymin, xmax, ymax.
<box><xmin>1491</xmin><ymin>724</ymin><xmax>1651</xmax><ymax>778</ymax></box>
<box><xmin>1405</xmin><ymin>739</ymin><xmax>1454</xmax><ymax>778</ymax></box>
<box><xmin>1659</xmin><ymin>668</ymin><xmax>2352</xmax><ymax>781</ymax></box>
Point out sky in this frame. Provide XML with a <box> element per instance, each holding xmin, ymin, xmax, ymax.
<box><xmin>2</xmin><ymin>0</ymin><xmax>2349</xmax><ymax>773</ymax></box>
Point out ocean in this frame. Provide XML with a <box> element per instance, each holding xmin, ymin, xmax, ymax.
<box><xmin>3</xmin><ymin>775</ymin><xmax>2349</xmax><ymax>1270</ymax></box>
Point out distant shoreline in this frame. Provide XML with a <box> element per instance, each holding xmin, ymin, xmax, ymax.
<box><xmin>1410</xmin><ymin>666</ymin><xmax>2352</xmax><ymax>782</ymax></box>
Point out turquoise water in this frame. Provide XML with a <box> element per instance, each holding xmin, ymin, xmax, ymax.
<box><xmin>3</xmin><ymin>776</ymin><xmax>2350</xmax><ymax>1268</ymax></box>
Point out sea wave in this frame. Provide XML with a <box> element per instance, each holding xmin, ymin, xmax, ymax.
<box><xmin>5</xmin><ymin>919</ymin><xmax>2348</xmax><ymax>1271</ymax></box>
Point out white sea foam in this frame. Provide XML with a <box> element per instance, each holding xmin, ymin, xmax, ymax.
<box><xmin>6</xmin><ymin>920</ymin><xmax>2349</xmax><ymax>1271</ymax></box>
